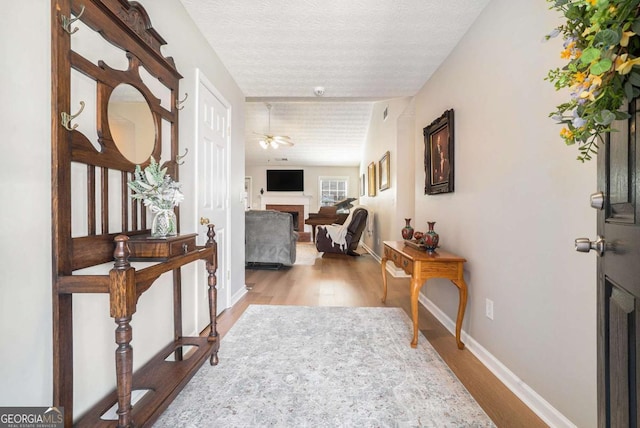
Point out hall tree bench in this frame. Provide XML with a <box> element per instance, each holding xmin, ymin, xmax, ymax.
<box><xmin>51</xmin><ymin>1</ymin><xmax>219</xmax><ymax>426</ymax></box>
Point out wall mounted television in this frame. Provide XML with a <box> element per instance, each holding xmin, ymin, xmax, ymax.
<box><xmin>266</xmin><ymin>169</ymin><xmax>304</xmax><ymax>192</ymax></box>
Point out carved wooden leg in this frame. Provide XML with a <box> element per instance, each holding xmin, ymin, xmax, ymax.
<box><xmin>207</xmin><ymin>261</ymin><xmax>219</xmax><ymax>366</ymax></box>
<box><xmin>109</xmin><ymin>235</ymin><xmax>136</xmax><ymax>428</ymax></box>
<box><xmin>381</xmin><ymin>256</ymin><xmax>389</xmax><ymax>303</ymax></box>
<box><xmin>173</xmin><ymin>269</ymin><xmax>184</xmax><ymax>361</ymax></box>
<box><xmin>452</xmin><ymin>278</ymin><xmax>468</xmax><ymax>350</ymax></box>
<box><xmin>410</xmin><ymin>276</ymin><xmax>423</xmax><ymax>348</ymax></box>
<box><xmin>205</xmin><ymin>224</ymin><xmax>219</xmax><ymax>366</ymax></box>
<box><xmin>114</xmin><ymin>316</ymin><xmax>134</xmax><ymax>428</ymax></box>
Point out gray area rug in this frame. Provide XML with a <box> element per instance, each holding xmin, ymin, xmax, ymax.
<box><xmin>154</xmin><ymin>305</ymin><xmax>495</xmax><ymax>427</ymax></box>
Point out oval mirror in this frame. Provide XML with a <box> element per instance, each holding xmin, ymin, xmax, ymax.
<box><xmin>107</xmin><ymin>83</ymin><xmax>155</xmax><ymax>164</ymax></box>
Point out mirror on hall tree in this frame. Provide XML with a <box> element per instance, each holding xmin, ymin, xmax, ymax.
<box><xmin>107</xmin><ymin>83</ymin><xmax>156</xmax><ymax>164</ymax></box>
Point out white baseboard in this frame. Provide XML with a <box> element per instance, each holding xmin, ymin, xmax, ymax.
<box><xmin>360</xmin><ymin>243</ymin><xmax>410</xmax><ymax>278</ymax></box>
<box><xmin>231</xmin><ymin>285</ymin><xmax>248</xmax><ymax>307</ymax></box>
<box><xmin>360</xmin><ymin>242</ymin><xmax>377</xmax><ymax>261</ymax></box>
<box><xmin>418</xmin><ymin>294</ymin><xmax>576</xmax><ymax>428</ymax></box>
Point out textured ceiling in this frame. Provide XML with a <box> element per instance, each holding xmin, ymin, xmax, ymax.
<box><xmin>178</xmin><ymin>0</ymin><xmax>491</xmax><ymax>165</ymax></box>
<box><xmin>246</xmin><ymin>102</ymin><xmax>373</xmax><ymax>167</ymax></box>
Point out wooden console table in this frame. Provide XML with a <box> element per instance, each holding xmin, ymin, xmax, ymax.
<box><xmin>381</xmin><ymin>241</ymin><xmax>468</xmax><ymax>350</ymax></box>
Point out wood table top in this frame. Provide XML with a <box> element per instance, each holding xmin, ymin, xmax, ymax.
<box><xmin>383</xmin><ymin>241</ymin><xmax>466</xmax><ymax>263</ymax></box>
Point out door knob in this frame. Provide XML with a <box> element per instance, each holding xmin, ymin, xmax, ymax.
<box><xmin>200</xmin><ymin>217</ymin><xmax>210</xmax><ymax>225</ymax></box>
<box><xmin>575</xmin><ymin>236</ymin><xmax>605</xmax><ymax>256</ymax></box>
<box><xmin>590</xmin><ymin>191</ymin><xmax>604</xmax><ymax>210</ymax></box>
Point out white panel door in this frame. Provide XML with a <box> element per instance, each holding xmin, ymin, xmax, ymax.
<box><xmin>196</xmin><ymin>70</ymin><xmax>230</xmax><ymax>318</ymax></box>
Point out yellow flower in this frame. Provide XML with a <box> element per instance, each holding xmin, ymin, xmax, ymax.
<box><xmin>621</xmin><ymin>31</ymin><xmax>635</xmax><ymax>47</ymax></box>
<box><xmin>561</xmin><ymin>49</ymin><xmax>572</xmax><ymax>59</ymax></box>
<box><xmin>589</xmin><ymin>74</ymin><xmax>603</xmax><ymax>87</ymax></box>
<box><xmin>586</xmin><ymin>0</ymin><xmax>596</xmax><ymax>6</ymax></box>
<box><xmin>580</xmin><ymin>90</ymin><xmax>596</xmax><ymax>101</ymax></box>
<box><xmin>573</xmin><ymin>72</ymin><xmax>587</xmax><ymax>84</ymax></box>
<box><xmin>615</xmin><ymin>54</ymin><xmax>640</xmax><ymax>75</ymax></box>
<box><xmin>560</xmin><ymin>128</ymin><xmax>574</xmax><ymax>139</ymax></box>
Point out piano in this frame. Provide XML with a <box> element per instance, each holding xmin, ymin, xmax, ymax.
<box><xmin>305</xmin><ymin>198</ymin><xmax>357</xmax><ymax>241</ymax></box>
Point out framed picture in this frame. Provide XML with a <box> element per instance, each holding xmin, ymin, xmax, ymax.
<box><xmin>379</xmin><ymin>151</ymin><xmax>390</xmax><ymax>191</ymax></box>
<box><xmin>367</xmin><ymin>162</ymin><xmax>376</xmax><ymax>197</ymax></box>
<box><xmin>360</xmin><ymin>174</ymin><xmax>365</xmax><ymax>196</ymax></box>
<box><xmin>424</xmin><ymin>109</ymin><xmax>454</xmax><ymax>195</ymax></box>
<box><xmin>244</xmin><ymin>176</ymin><xmax>252</xmax><ymax>209</ymax></box>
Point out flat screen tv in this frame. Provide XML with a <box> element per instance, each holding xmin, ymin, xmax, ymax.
<box><xmin>266</xmin><ymin>169</ymin><xmax>304</xmax><ymax>192</ymax></box>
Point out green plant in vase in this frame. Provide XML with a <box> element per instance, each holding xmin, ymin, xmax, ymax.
<box><xmin>128</xmin><ymin>157</ymin><xmax>183</xmax><ymax>237</ymax></box>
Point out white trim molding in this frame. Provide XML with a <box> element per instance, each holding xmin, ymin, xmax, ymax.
<box><xmin>418</xmin><ymin>294</ymin><xmax>577</xmax><ymax>428</ymax></box>
<box><xmin>368</xmin><ymin>247</ymin><xmax>575</xmax><ymax>427</ymax></box>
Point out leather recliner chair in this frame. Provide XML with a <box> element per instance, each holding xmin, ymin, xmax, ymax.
<box><xmin>315</xmin><ymin>207</ymin><xmax>368</xmax><ymax>256</ymax></box>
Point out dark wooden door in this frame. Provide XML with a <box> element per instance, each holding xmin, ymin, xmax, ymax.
<box><xmin>595</xmin><ymin>99</ymin><xmax>640</xmax><ymax>427</ymax></box>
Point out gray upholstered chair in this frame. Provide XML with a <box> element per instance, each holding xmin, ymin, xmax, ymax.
<box><xmin>245</xmin><ymin>210</ymin><xmax>298</xmax><ymax>267</ymax></box>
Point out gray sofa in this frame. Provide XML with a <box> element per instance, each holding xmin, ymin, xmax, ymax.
<box><xmin>245</xmin><ymin>210</ymin><xmax>298</xmax><ymax>267</ymax></box>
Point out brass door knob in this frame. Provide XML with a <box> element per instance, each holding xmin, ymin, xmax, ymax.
<box><xmin>200</xmin><ymin>217</ymin><xmax>210</xmax><ymax>225</ymax></box>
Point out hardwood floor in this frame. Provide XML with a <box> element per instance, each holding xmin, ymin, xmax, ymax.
<box><xmin>215</xmin><ymin>243</ymin><xmax>548</xmax><ymax>428</ymax></box>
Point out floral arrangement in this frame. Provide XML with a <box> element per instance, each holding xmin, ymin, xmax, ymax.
<box><xmin>545</xmin><ymin>0</ymin><xmax>640</xmax><ymax>161</ymax></box>
<box><xmin>128</xmin><ymin>157</ymin><xmax>183</xmax><ymax>212</ymax></box>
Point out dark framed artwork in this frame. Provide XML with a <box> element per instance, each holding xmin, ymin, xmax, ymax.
<box><xmin>424</xmin><ymin>109</ymin><xmax>454</xmax><ymax>195</ymax></box>
<box><xmin>367</xmin><ymin>162</ymin><xmax>376</xmax><ymax>197</ymax></box>
<box><xmin>360</xmin><ymin>174</ymin><xmax>365</xmax><ymax>196</ymax></box>
<box><xmin>379</xmin><ymin>151</ymin><xmax>390</xmax><ymax>191</ymax></box>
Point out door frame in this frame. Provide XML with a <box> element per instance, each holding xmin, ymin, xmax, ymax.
<box><xmin>194</xmin><ymin>67</ymin><xmax>232</xmax><ymax>314</ymax></box>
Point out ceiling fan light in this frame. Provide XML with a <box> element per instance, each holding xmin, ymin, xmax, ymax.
<box><xmin>270</xmin><ymin>140</ymin><xmax>279</xmax><ymax>149</ymax></box>
<box><xmin>259</xmin><ymin>140</ymin><xmax>268</xmax><ymax>149</ymax></box>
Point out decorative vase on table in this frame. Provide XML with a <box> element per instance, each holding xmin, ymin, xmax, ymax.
<box><xmin>151</xmin><ymin>209</ymin><xmax>177</xmax><ymax>238</ymax></box>
<box><xmin>401</xmin><ymin>218</ymin><xmax>414</xmax><ymax>240</ymax></box>
<box><xmin>423</xmin><ymin>221</ymin><xmax>439</xmax><ymax>253</ymax></box>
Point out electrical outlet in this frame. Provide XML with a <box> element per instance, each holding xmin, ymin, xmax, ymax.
<box><xmin>485</xmin><ymin>298</ymin><xmax>494</xmax><ymax>320</ymax></box>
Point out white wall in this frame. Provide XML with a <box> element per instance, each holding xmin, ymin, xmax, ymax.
<box><xmin>0</xmin><ymin>0</ymin><xmax>52</xmax><ymax>409</ymax></box>
<box><xmin>412</xmin><ymin>0</ymin><xmax>596</xmax><ymax>426</ymax></box>
<box><xmin>0</xmin><ymin>0</ymin><xmax>246</xmax><ymax>420</ymax></box>
<box><xmin>360</xmin><ymin>97</ymin><xmax>415</xmax><ymax>255</ymax></box>
<box><xmin>245</xmin><ymin>165</ymin><xmax>360</xmax><ymax>216</ymax></box>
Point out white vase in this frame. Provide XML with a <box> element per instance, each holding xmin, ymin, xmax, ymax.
<box><xmin>151</xmin><ymin>209</ymin><xmax>177</xmax><ymax>238</ymax></box>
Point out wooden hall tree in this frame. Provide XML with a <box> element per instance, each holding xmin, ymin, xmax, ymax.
<box><xmin>50</xmin><ymin>0</ymin><xmax>219</xmax><ymax>426</ymax></box>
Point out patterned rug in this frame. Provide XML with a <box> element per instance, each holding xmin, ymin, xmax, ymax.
<box><xmin>154</xmin><ymin>306</ymin><xmax>495</xmax><ymax>427</ymax></box>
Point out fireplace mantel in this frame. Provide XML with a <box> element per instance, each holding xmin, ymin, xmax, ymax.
<box><xmin>259</xmin><ymin>194</ymin><xmax>312</xmax><ymax>208</ymax></box>
<box><xmin>259</xmin><ymin>194</ymin><xmax>313</xmax><ymax>238</ymax></box>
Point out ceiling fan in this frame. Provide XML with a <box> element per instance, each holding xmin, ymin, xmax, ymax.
<box><xmin>254</xmin><ymin>103</ymin><xmax>295</xmax><ymax>149</ymax></box>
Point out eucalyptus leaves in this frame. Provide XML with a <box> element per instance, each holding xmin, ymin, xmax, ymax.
<box><xmin>546</xmin><ymin>0</ymin><xmax>640</xmax><ymax>161</ymax></box>
<box><xmin>128</xmin><ymin>157</ymin><xmax>183</xmax><ymax>212</ymax></box>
